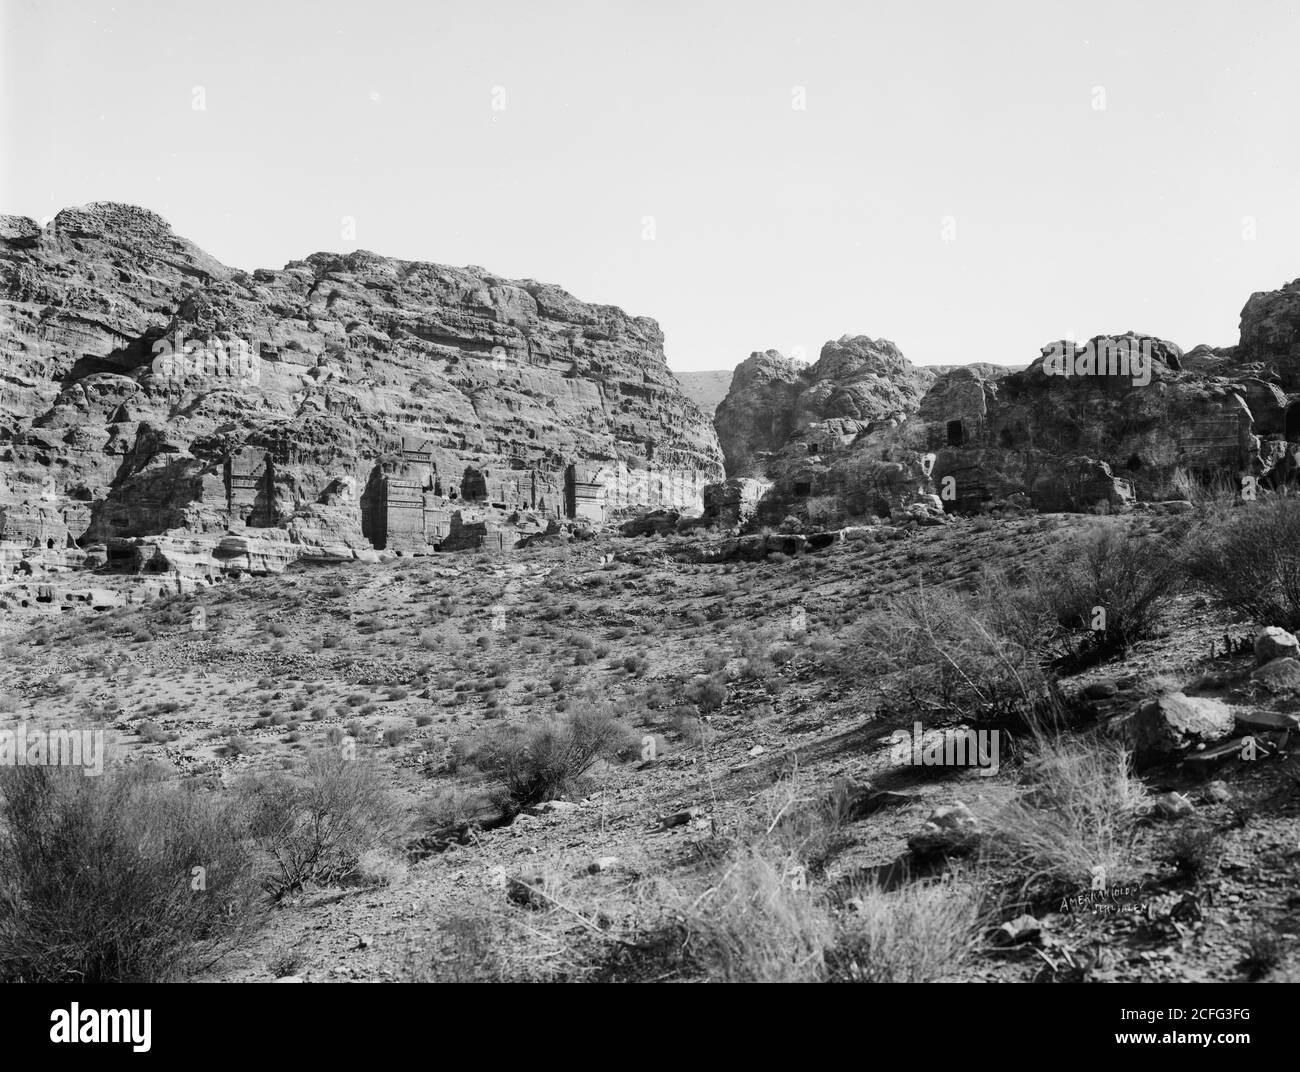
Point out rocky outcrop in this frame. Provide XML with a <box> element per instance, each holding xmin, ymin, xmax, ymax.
<box><xmin>709</xmin><ymin>306</ymin><xmax>1300</xmax><ymax>525</ymax></box>
<box><xmin>917</xmin><ymin>333</ymin><xmax>1274</xmax><ymax>513</ymax></box>
<box><xmin>714</xmin><ymin>337</ymin><xmax>935</xmax><ymax>479</ymax></box>
<box><xmin>701</xmin><ymin>477</ymin><xmax>771</xmax><ymax>529</ymax></box>
<box><xmin>1239</xmin><ymin>278</ymin><xmax>1300</xmax><ymax>388</ymax></box>
<box><xmin>713</xmin><ymin>350</ymin><xmax>806</xmax><ymax>479</ymax></box>
<box><xmin>710</xmin><ymin>339</ymin><xmax>1011</xmax><ymax>524</ymax></box>
<box><xmin>0</xmin><ymin>202</ymin><xmax>723</xmax><ymax>582</ymax></box>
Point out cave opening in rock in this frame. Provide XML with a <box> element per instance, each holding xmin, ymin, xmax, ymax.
<box><xmin>461</xmin><ymin>467</ymin><xmax>487</xmax><ymax>501</ymax></box>
<box><xmin>998</xmin><ymin>428</ymin><xmax>1014</xmax><ymax>448</ymax></box>
<box><xmin>947</xmin><ymin>420</ymin><xmax>964</xmax><ymax>447</ymax></box>
<box><xmin>1287</xmin><ymin>403</ymin><xmax>1300</xmax><ymax>442</ymax></box>
<box><xmin>794</xmin><ymin>481</ymin><xmax>811</xmax><ymax>497</ymax></box>
<box><xmin>1126</xmin><ymin>453</ymin><xmax>1142</xmax><ymax>471</ymax></box>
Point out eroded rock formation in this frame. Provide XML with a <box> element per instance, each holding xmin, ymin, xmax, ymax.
<box><xmin>714</xmin><ymin>337</ymin><xmax>935</xmax><ymax>481</ymax></box>
<box><xmin>712</xmin><ymin>287</ymin><xmax>1300</xmax><ymax>526</ymax></box>
<box><xmin>0</xmin><ymin>202</ymin><xmax>723</xmax><ymax>583</ymax></box>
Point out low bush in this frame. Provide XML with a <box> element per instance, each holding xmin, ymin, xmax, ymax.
<box><xmin>478</xmin><ymin>703</ymin><xmax>630</xmax><ymax>812</ymax></box>
<box><xmin>238</xmin><ymin>750</ymin><xmax>404</xmax><ymax>899</ymax></box>
<box><xmin>1035</xmin><ymin>518</ymin><xmax>1182</xmax><ymax>654</ymax></box>
<box><xmin>851</xmin><ymin>583</ymin><xmax>1053</xmax><ymax>725</ymax></box>
<box><xmin>1182</xmin><ymin>497</ymin><xmax>1300</xmax><ymax>631</ymax></box>
<box><xmin>0</xmin><ymin>764</ymin><xmax>261</xmax><ymax>982</ymax></box>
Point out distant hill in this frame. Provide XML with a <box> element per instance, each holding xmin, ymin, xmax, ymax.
<box><xmin>675</xmin><ymin>369</ymin><xmax>734</xmax><ymax>417</ymax></box>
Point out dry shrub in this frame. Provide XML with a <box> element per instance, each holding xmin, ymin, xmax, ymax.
<box><xmin>767</xmin><ymin>773</ymin><xmax>857</xmax><ymax>876</ymax></box>
<box><xmin>353</xmin><ymin>846</ymin><xmax>409</xmax><ymax>887</ymax></box>
<box><xmin>1160</xmin><ymin>468</ymin><xmax>1241</xmax><ymax>511</ymax></box>
<box><xmin>628</xmin><ymin>844</ymin><xmax>982</xmax><ymax>983</ymax></box>
<box><xmin>240</xmin><ymin>749</ymin><xmax>405</xmax><ymax>899</ymax></box>
<box><xmin>420</xmin><ymin>782</ymin><xmax>493</xmax><ymax>831</ymax></box>
<box><xmin>1034</xmin><ymin>518</ymin><xmax>1182</xmax><ymax>653</ymax></box>
<box><xmin>478</xmin><ymin>702</ymin><xmax>631</xmax><ymax>812</ymax></box>
<box><xmin>1183</xmin><ymin>497</ymin><xmax>1300</xmax><ymax>630</ymax></box>
<box><xmin>852</xmin><ymin>583</ymin><xmax>1053</xmax><ymax>724</ymax></box>
<box><xmin>402</xmin><ymin>892</ymin><xmax>591</xmax><ymax>983</ymax></box>
<box><xmin>684</xmin><ymin>673</ymin><xmax>728</xmax><ymax>712</ymax></box>
<box><xmin>0</xmin><ymin>763</ymin><xmax>261</xmax><ymax>982</ymax></box>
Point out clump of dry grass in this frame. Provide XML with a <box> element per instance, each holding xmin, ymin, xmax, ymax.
<box><xmin>827</xmin><ymin>877</ymin><xmax>983</xmax><ymax>983</ymax></box>
<box><xmin>661</xmin><ymin>850</ymin><xmax>830</xmax><ymax>982</ymax></box>
<box><xmin>977</xmin><ymin>729</ymin><xmax>1149</xmax><ymax>891</ymax></box>
<box><xmin>624</xmin><ymin>836</ymin><xmax>986</xmax><ymax>984</ymax></box>
<box><xmin>402</xmin><ymin>891</ymin><xmax>594</xmax><ymax>982</ymax></box>
<box><xmin>420</xmin><ymin>783</ymin><xmax>492</xmax><ymax>829</ymax></box>
<box><xmin>1164</xmin><ymin>822</ymin><xmax>1223</xmax><ymax>880</ymax></box>
<box><xmin>764</xmin><ymin>770</ymin><xmax>857</xmax><ymax>876</ymax></box>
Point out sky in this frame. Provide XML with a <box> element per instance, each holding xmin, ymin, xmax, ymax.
<box><xmin>3</xmin><ymin>0</ymin><xmax>1299</xmax><ymax>372</ymax></box>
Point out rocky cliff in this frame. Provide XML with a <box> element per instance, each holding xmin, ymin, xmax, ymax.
<box><xmin>711</xmin><ymin>288</ymin><xmax>1300</xmax><ymax>527</ymax></box>
<box><xmin>1238</xmin><ymin>278</ymin><xmax>1300</xmax><ymax>388</ymax></box>
<box><xmin>0</xmin><ymin>202</ymin><xmax>723</xmax><ymax>582</ymax></box>
<box><xmin>714</xmin><ymin>336</ymin><xmax>936</xmax><ymax>480</ymax></box>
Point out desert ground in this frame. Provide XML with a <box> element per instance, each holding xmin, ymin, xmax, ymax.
<box><xmin>3</xmin><ymin>504</ymin><xmax>1298</xmax><ymax>984</ymax></box>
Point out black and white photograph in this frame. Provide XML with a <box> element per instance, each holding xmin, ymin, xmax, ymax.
<box><xmin>0</xmin><ymin>0</ymin><xmax>1296</xmax><ymax>1045</ymax></box>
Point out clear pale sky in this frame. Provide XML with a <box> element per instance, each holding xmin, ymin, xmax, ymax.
<box><xmin>3</xmin><ymin>0</ymin><xmax>1298</xmax><ymax>371</ymax></box>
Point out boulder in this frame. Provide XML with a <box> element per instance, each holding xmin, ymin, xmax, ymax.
<box><xmin>1233</xmin><ymin>708</ymin><xmax>1300</xmax><ymax>733</ymax></box>
<box><xmin>1254</xmin><ymin>627</ymin><xmax>1300</xmax><ymax>665</ymax></box>
<box><xmin>1249</xmin><ymin>657</ymin><xmax>1300</xmax><ymax>692</ymax></box>
<box><xmin>714</xmin><ymin>337</ymin><xmax>932</xmax><ymax>482</ymax></box>
<box><xmin>620</xmin><ymin>511</ymin><xmax>681</xmax><ymax>537</ymax></box>
<box><xmin>1110</xmin><ymin>693</ymin><xmax>1236</xmax><ymax>766</ymax></box>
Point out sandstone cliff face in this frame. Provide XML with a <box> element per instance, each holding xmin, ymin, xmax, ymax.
<box><xmin>711</xmin><ymin>338</ymin><xmax>1013</xmax><ymax>523</ymax></box>
<box><xmin>711</xmin><ymin>306</ymin><xmax>1300</xmax><ymax>526</ymax></box>
<box><xmin>0</xmin><ymin>202</ymin><xmax>723</xmax><ymax>579</ymax></box>
<box><xmin>714</xmin><ymin>336</ymin><xmax>934</xmax><ymax>480</ymax></box>
<box><xmin>1239</xmin><ymin>278</ymin><xmax>1300</xmax><ymax>389</ymax></box>
<box><xmin>915</xmin><ymin>331</ymin><xmax>1300</xmax><ymax>513</ymax></box>
<box><xmin>713</xmin><ymin>350</ymin><xmax>804</xmax><ymax>479</ymax></box>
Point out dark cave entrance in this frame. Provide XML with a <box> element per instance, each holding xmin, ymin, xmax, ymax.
<box><xmin>947</xmin><ymin>420</ymin><xmax>965</xmax><ymax>447</ymax></box>
<box><xmin>1286</xmin><ymin>403</ymin><xmax>1300</xmax><ymax>442</ymax></box>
